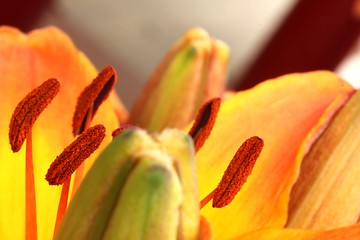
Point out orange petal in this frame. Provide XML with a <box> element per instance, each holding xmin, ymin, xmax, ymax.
<box><xmin>0</xmin><ymin>26</ymin><xmax>119</xmax><ymax>239</ymax></box>
<box><xmin>196</xmin><ymin>71</ymin><xmax>353</xmax><ymax>239</ymax></box>
<box><xmin>198</xmin><ymin>216</ymin><xmax>213</xmax><ymax>240</ymax></box>
<box><xmin>287</xmin><ymin>89</ymin><xmax>360</xmax><ymax>229</ymax></box>
<box><xmin>237</xmin><ymin>223</ymin><xmax>360</xmax><ymax>240</ymax></box>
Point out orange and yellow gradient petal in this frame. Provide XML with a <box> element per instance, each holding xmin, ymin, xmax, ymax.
<box><xmin>0</xmin><ymin>26</ymin><xmax>119</xmax><ymax>240</ymax></box>
<box><xmin>197</xmin><ymin>71</ymin><xmax>354</xmax><ymax>239</ymax></box>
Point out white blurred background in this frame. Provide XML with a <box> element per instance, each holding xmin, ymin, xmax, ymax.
<box><xmin>32</xmin><ymin>0</ymin><xmax>298</xmax><ymax>107</ymax></box>
<box><xmin>2</xmin><ymin>0</ymin><xmax>359</xmax><ymax>107</ymax></box>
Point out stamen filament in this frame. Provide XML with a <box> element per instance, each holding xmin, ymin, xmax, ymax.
<box><xmin>54</xmin><ymin>104</ymin><xmax>95</xmax><ymax>235</ymax></box>
<box><xmin>199</xmin><ymin>189</ymin><xmax>215</xmax><ymax>209</ymax></box>
<box><xmin>71</xmin><ymin>165</ymin><xmax>84</xmax><ymax>199</ymax></box>
<box><xmin>53</xmin><ymin>178</ymin><xmax>70</xmax><ymax>236</ymax></box>
<box><xmin>26</xmin><ymin>130</ymin><xmax>37</xmax><ymax>240</ymax></box>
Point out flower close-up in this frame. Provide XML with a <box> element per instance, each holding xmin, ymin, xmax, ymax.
<box><xmin>1</xmin><ymin>25</ymin><xmax>360</xmax><ymax>240</ymax></box>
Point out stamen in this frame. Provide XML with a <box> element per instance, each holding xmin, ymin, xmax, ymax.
<box><xmin>112</xmin><ymin>124</ymin><xmax>135</xmax><ymax>138</ymax></box>
<box><xmin>188</xmin><ymin>98</ymin><xmax>221</xmax><ymax>152</ymax></box>
<box><xmin>26</xmin><ymin>130</ymin><xmax>37</xmax><ymax>240</ymax></box>
<box><xmin>71</xmin><ymin>105</ymin><xmax>93</xmax><ymax>197</ymax></box>
<box><xmin>53</xmin><ymin>178</ymin><xmax>70</xmax><ymax>236</ymax></box>
<box><xmin>199</xmin><ymin>189</ymin><xmax>216</xmax><ymax>209</ymax></box>
<box><xmin>72</xmin><ymin>65</ymin><xmax>117</xmax><ymax>135</ymax></box>
<box><xmin>45</xmin><ymin>124</ymin><xmax>106</xmax><ymax>185</ymax></box>
<box><xmin>212</xmin><ymin>136</ymin><xmax>264</xmax><ymax>208</ymax></box>
<box><xmin>9</xmin><ymin>78</ymin><xmax>60</xmax><ymax>152</ymax></box>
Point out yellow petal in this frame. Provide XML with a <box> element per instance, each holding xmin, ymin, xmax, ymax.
<box><xmin>237</xmin><ymin>223</ymin><xmax>360</xmax><ymax>240</ymax></box>
<box><xmin>197</xmin><ymin>71</ymin><xmax>353</xmax><ymax>239</ymax></box>
<box><xmin>0</xmin><ymin>26</ymin><xmax>118</xmax><ymax>239</ymax></box>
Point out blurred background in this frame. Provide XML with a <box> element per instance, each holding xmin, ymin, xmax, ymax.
<box><xmin>1</xmin><ymin>0</ymin><xmax>360</xmax><ymax>107</ymax></box>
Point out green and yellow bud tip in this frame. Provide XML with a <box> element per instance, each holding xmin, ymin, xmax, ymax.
<box><xmin>129</xmin><ymin>28</ymin><xmax>230</xmax><ymax>132</ymax></box>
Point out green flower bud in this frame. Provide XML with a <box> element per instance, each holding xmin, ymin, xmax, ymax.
<box><xmin>55</xmin><ymin>128</ymin><xmax>199</xmax><ymax>240</ymax></box>
<box><xmin>129</xmin><ymin>28</ymin><xmax>229</xmax><ymax>132</ymax></box>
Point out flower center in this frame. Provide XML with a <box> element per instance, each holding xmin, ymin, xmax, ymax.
<box><xmin>8</xmin><ymin>63</ymin><xmax>264</xmax><ymax>239</ymax></box>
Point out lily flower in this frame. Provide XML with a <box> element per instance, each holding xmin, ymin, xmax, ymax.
<box><xmin>2</xmin><ymin>24</ymin><xmax>360</xmax><ymax>240</ymax></box>
<box><xmin>57</xmin><ymin>69</ymin><xmax>360</xmax><ymax>240</ymax></box>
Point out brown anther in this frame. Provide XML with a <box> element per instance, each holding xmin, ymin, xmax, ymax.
<box><xmin>112</xmin><ymin>124</ymin><xmax>135</xmax><ymax>138</ymax></box>
<box><xmin>212</xmin><ymin>136</ymin><xmax>264</xmax><ymax>208</ymax></box>
<box><xmin>188</xmin><ymin>98</ymin><xmax>221</xmax><ymax>152</ymax></box>
<box><xmin>9</xmin><ymin>78</ymin><xmax>60</xmax><ymax>152</ymax></box>
<box><xmin>46</xmin><ymin>124</ymin><xmax>106</xmax><ymax>185</ymax></box>
<box><xmin>72</xmin><ymin>65</ymin><xmax>117</xmax><ymax>136</ymax></box>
